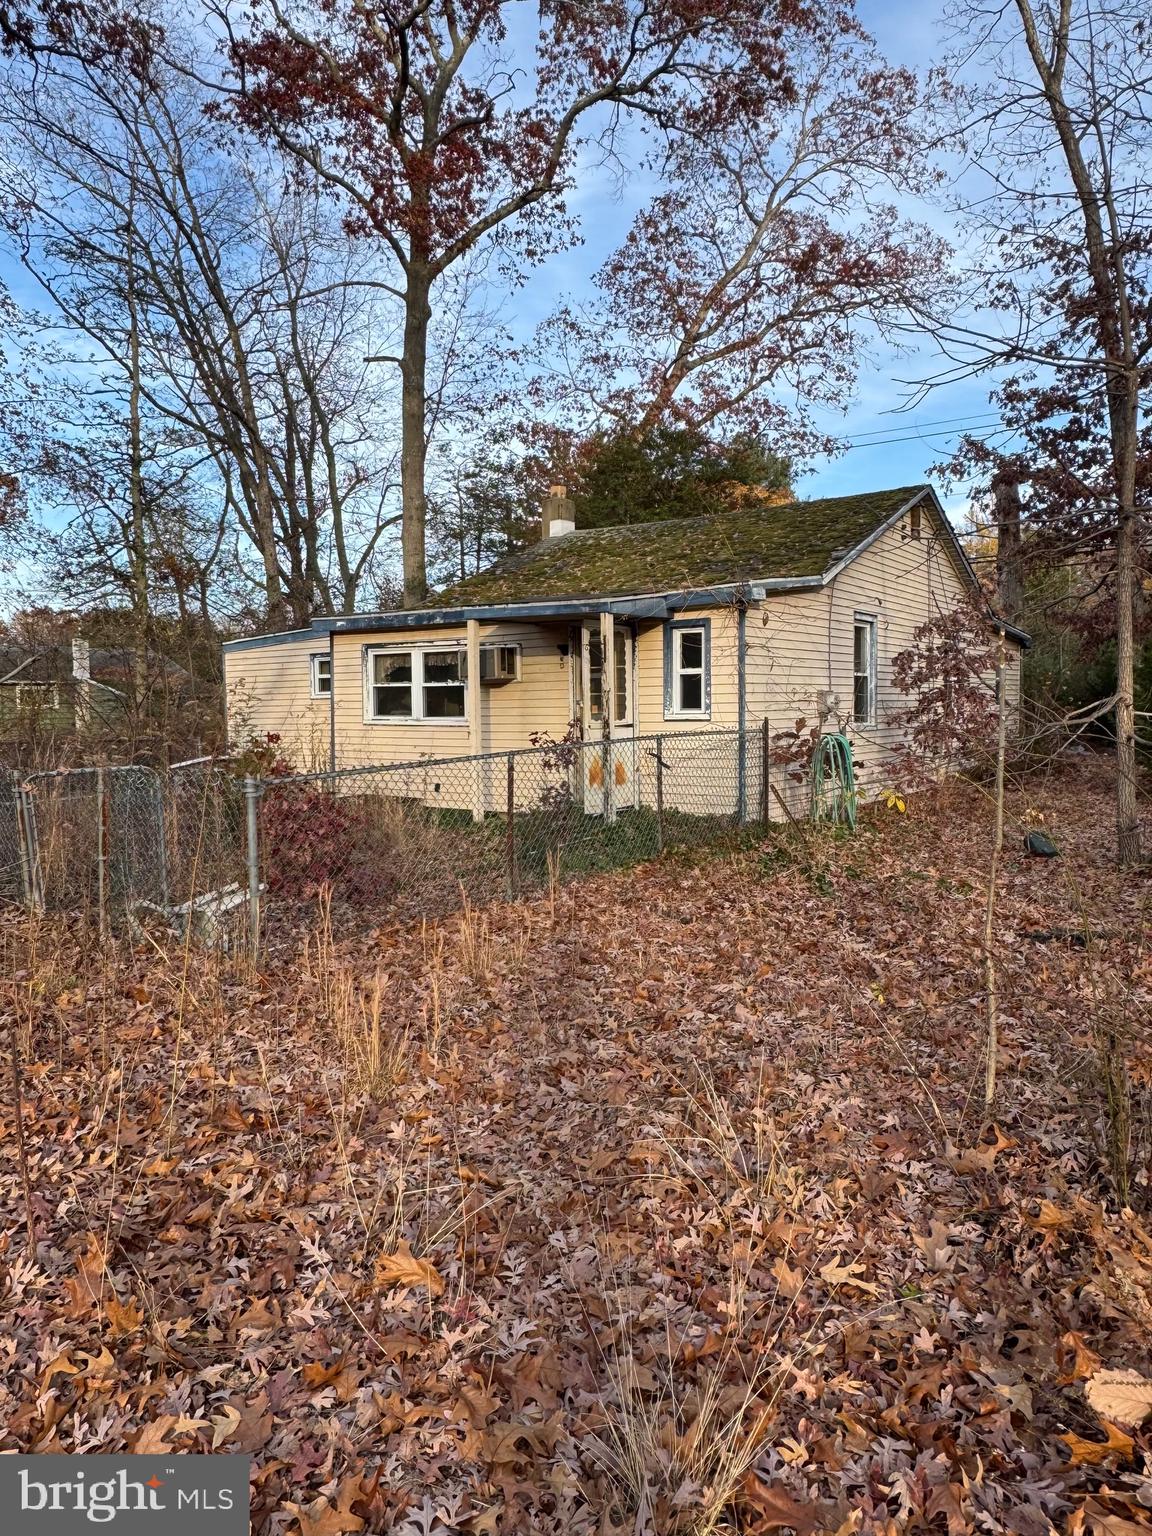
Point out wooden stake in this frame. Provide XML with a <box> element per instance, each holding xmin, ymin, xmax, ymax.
<box><xmin>9</xmin><ymin>1017</ymin><xmax>35</xmax><ymax>1256</ymax></box>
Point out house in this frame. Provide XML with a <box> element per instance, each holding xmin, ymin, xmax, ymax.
<box><xmin>222</xmin><ymin>483</ymin><xmax>1028</xmax><ymax>818</ymax></box>
<box><xmin>0</xmin><ymin>638</ymin><xmax>189</xmax><ymax>734</ymax></box>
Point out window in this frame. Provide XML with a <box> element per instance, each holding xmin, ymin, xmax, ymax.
<box><xmin>310</xmin><ymin>653</ymin><xmax>332</xmax><ymax>697</ymax></box>
<box><xmin>13</xmin><ymin>683</ymin><xmax>59</xmax><ymax>710</ymax></box>
<box><xmin>584</xmin><ymin>626</ymin><xmax>632</xmax><ymax>723</ymax></box>
<box><xmin>586</xmin><ymin>631</ymin><xmax>604</xmax><ymax>721</ymax></box>
<box><xmin>909</xmin><ymin>504</ymin><xmax>922</xmax><ymax>541</ymax></box>
<box><xmin>852</xmin><ymin>616</ymin><xmax>877</xmax><ymax>725</ymax></box>
<box><xmin>365</xmin><ymin>646</ymin><xmax>467</xmax><ymax>722</ymax></box>
<box><xmin>613</xmin><ymin>627</ymin><xmax>631</xmax><ymax>723</ymax></box>
<box><xmin>664</xmin><ymin>621</ymin><xmax>710</xmax><ymax>719</ymax></box>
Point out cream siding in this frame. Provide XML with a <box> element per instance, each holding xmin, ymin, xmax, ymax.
<box><xmin>223</xmin><ymin>632</ymin><xmax>330</xmax><ymax>770</ymax></box>
<box><xmin>745</xmin><ymin>504</ymin><xmax>1024</xmax><ymax>816</ymax></box>
<box><xmin>331</xmin><ymin>621</ymin><xmax>572</xmax><ymax>771</ymax></box>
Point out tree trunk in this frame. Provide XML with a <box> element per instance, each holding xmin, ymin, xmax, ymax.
<box><xmin>401</xmin><ymin>264</ymin><xmax>431</xmax><ymax>608</ymax></box>
<box><xmin>1115</xmin><ymin>507</ymin><xmax>1140</xmax><ymax>864</ymax></box>
<box><xmin>1013</xmin><ymin>0</ymin><xmax>1142</xmax><ymax>866</ymax></box>
<box><xmin>992</xmin><ymin>472</ymin><xmax>1024</xmax><ymax>622</ymax></box>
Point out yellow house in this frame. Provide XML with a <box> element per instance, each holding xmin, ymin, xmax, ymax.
<box><xmin>222</xmin><ymin>483</ymin><xmax>1028</xmax><ymax>819</ymax></box>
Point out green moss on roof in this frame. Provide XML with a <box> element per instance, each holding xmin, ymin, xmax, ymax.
<box><xmin>425</xmin><ymin>485</ymin><xmax>931</xmax><ymax>608</ymax></box>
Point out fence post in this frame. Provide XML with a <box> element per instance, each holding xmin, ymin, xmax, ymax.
<box><xmin>95</xmin><ymin>767</ymin><xmax>108</xmax><ymax>937</ymax></box>
<box><xmin>654</xmin><ymin>735</ymin><xmax>665</xmax><ymax>854</ymax></box>
<box><xmin>15</xmin><ymin>785</ymin><xmax>43</xmax><ymax>912</ymax></box>
<box><xmin>761</xmin><ymin>719</ymin><xmax>771</xmax><ymax>828</ymax></box>
<box><xmin>505</xmin><ymin>753</ymin><xmax>518</xmax><ymax>899</ymax></box>
<box><xmin>243</xmin><ymin>775</ymin><xmax>262</xmax><ymax>960</ymax></box>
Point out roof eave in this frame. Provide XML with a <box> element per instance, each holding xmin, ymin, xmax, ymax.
<box><xmin>993</xmin><ymin>617</ymin><xmax>1032</xmax><ymax>649</ymax></box>
<box><xmin>816</xmin><ymin>488</ymin><xmax>960</xmax><ymax>589</ymax></box>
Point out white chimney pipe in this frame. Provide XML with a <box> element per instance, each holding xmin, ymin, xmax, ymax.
<box><xmin>72</xmin><ymin>637</ymin><xmax>92</xmax><ymax>727</ymax></box>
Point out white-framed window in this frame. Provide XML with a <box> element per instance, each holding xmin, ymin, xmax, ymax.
<box><xmin>310</xmin><ymin>652</ymin><xmax>332</xmax><ymax>698</ymax></box>
<box><xmin>364</xmin><ymin>644</ymin><xmax>468</xmax><ymax>722</ymax></box>
<box><xmin>13</xmin><ymin>682</ymin><xmax>60</xmax><ymax>710</ymax></box>
<box><xmin>852</xmin><ymin>615</ymin><xmax>878</xmax><ymax>726</ymax></box>
<box><xmin>664</xmin><ymin>621</ymin><xmax>710</xmax><ymax>719</ymax></box>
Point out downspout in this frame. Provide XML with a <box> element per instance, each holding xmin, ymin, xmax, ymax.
<box><xmin>221</xmin><ymin>642</ymin><xmax>229</xmax><ymax>745</ymax></box>
<box><xmin>737</xmin><ymin>602</ymin><xmax>747</xmax><ymax>824</ymax></box>
<box><xmin>328</xmin><ymin>630</ymin><xmax>336</xmax><ymax>773</ymax></box>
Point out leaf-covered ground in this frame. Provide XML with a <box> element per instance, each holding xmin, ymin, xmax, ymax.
<box><xmin>2</xmin><ymin>760</ymin><xmax>1151</xmax><ymax>1535</ymax></box>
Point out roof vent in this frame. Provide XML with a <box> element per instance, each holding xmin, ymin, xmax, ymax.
<box><xmin>542</xmin><ymin>483</ymin><xmax>575</xmax><ymax>538</ymax></box>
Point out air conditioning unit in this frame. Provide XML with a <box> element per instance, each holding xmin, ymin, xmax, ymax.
<box><xmin>479</xmin><ymin>644</ymin><xmax>520</xmax><ymax>684</ymax></box>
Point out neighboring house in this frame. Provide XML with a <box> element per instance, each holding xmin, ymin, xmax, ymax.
<box><xmin>0</xmin><ymin>638</ymin><xmax>188</xmax><ymax>732</ymax></box>
<box><xmin>223</xmin><ymin>483</ymin><xmax>1028</xmax><ymax>816</ymax></box>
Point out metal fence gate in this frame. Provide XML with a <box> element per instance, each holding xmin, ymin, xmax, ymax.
<box><xmin>1</xmin><ymin>724</ymin><xmax>807</xmax><ymax>943</ymax></box>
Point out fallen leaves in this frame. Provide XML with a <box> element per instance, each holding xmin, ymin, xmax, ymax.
<box><xmin>3</xmin><ymin>763</ymin><xmax>1152</xmax><ymax>1535</ymax></box>
<box><xmin>1084</xmin><ymin>1369</ymin><xmax>1152</xmax><ymax>1428</ymax></box>
<box><xmin>945</xmin><ymin>1124</ymin><xmax>1018</xmax><ymax>1175</ymax></box>
<box><xmin>740</xmin><ymin>1472</ymin><xmax>833</xmax><ymax>1533</ymax></box>
<box><xmin>372</xmin><ymin>1239</ymin><xmax>445</xmax><ymax>1297</ymax></box>
<box><xmin>1060</xmin><ymin>1420</ymin><xmax>1135</xmax><ymax>1466</ymax></box>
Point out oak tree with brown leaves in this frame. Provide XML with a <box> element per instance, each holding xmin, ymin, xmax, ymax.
<box><xmin>531</xmin><ymin>23</ymin><xmax>945</xmax><ymax>456</ymax></box>
<box><xmin>216</xmin><ymin>0</ymin><xmax>860</xmax><ymax>604</ymax></box>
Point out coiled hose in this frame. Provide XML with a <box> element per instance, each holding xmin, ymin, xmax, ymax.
<box><xmin>811</xmin><ymin>732</ymin><xmax>857</xmax><ymax>830</ymax></box>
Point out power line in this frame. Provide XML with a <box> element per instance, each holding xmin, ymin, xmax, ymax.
<box><xmin>839</xmin><ymin>421</ymin><xmax>1012</xmax><ymax>450</ymax></box>
<box><xmin>842</xmin><ymin>412</ymin><xmax>1006</xmax><ymax>440</ymax></box>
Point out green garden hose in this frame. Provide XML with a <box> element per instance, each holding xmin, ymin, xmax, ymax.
<box><xmin>811</xmin><ymin>732</ymin><xmax>857</xmax><ymax>830</ymax></box>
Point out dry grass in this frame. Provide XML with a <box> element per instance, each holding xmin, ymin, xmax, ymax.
<box><xmin>2</xmin><ymin>764</ymin><xmax>1152</xmax><ymax>1535</ymax></box>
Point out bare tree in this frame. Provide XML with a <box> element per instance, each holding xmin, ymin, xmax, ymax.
<box><xmin>0</xmin><ymin>6</ymin><xmax>404</xmax><ymax>626</ymax></box>
<box><xmin>919</xmin><ymin>0</ymin><xmax>1152</xmax><ymax>863</ymax></box>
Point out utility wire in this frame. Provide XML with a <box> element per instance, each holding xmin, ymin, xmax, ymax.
<box><xmin>842</xmin><ymin>413</ymin><xmax>1004</xmax><ymax>441</ymax></box>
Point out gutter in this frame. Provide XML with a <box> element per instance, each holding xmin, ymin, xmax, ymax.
<box><xmin>298</xmin><ymin>577</ymin><xmax>826</xmax><ymax>638</ymax></box>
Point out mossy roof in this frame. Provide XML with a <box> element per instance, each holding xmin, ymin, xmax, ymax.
<box><xmin>426</xmin><ymin>485</ymin><xmax>933</xmax><ymax>608</ymax></box>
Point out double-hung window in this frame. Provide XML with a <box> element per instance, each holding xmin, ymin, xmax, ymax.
<box><xmin>852</xmin><ymin>615</ymin><xmax>877</xmax><ymax>726</ymax></box>
<box><xmin>664</xmin><ymin>621</ymin><xmax>710</xmax><ymax>719</ymax></box>
<box><xmin>366</xmin><ymin>646</ymin><xmax>467</xmax><ymax>722</ymax></box>
<box><xmin>310</xmin><ymin>653</ymin><xmax>332</xmax><ymax>698</ymax></box>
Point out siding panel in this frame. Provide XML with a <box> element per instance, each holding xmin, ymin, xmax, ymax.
<box><xmin>745</xmin><ymin>506</ymin><xmax>1023</xmax><ymax>816</ymax></box>
<box><xmin>224</xmin><ymin>636</ymin><xmax>330</xmax><ymax>770</ymax></box>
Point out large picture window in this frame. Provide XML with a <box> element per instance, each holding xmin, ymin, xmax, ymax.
<box><xmin>365</xmin><ymin>646</ymin><xmax>467</xmax><ymax>722</ymax></box>
<box><xmin>852</xmin><ymin>615</ymin><xmax>877</xmax><ymax>726</ymax></box>
<box><xmin>664</xmin><ymin>620</ymin><xmax>710</xmax><ymax>720</ymax></box>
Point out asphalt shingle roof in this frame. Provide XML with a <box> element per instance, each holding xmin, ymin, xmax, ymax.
<box><xmin>426</xmin><ymin>485</ymin><xmax>930</xmax><ymax>608</ymax></box>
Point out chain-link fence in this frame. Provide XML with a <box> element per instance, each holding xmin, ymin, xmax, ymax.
<box><xmin>0</xmin><ymin>757</ymin><xmax>247</xmax><ymax>938</ymax></box>
<box><xmin>257</xmin><ymin>727</ymin><xmax>774</xmax><ymax>927</ymax></box>
<box><xmin>1</xmin><ymin>726</ymin><xmax>797</xmax><ymax>942</ymax></box>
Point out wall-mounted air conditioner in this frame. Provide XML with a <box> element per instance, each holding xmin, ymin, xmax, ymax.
<box><xmin>479</xmin><ymin>644</ymin><xmax>521</xmax><ymax>684</ymax></box>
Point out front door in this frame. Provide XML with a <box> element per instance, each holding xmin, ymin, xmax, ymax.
<box><xmin>572</xmin><ymin>622</ymin><xmax>637</xmax><ymax>818</ymax></box>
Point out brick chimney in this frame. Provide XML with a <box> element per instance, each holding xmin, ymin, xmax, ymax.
<box><xmin>541</xmin><ymin>483</ymin><xmax>575</xmax><ymax>538</ymax></box>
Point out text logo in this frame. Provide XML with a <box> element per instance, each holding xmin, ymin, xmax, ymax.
<box><xmin>3</xmin><ymin>1456</ymin><xmax>249</xmax><ymax>1533</ymax></box>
